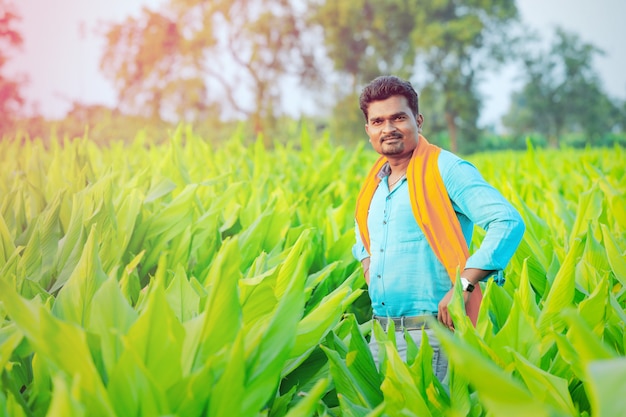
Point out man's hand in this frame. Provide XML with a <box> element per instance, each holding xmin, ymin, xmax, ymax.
<box><xmin>361</xmin><ymin>257</ymin><xmax>371</xmax><ymax>285</ymax></box>
<box><xmin>437</xmin><ymin>287</ymin><xmax>471</xmax><ymax>330</ymax></box>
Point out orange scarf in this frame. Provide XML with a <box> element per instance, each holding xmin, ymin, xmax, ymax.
<box><xmin>355</xmin><ymin>135</ymin><xmax>482</xmax><ymax>324</ymax></box>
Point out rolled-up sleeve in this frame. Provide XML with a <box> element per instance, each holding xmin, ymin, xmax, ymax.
<box><xmin>352</xmin><ymin>220</ymin><xmax>370</xmax><ymax>262</ymax></box>
<box><xmin>442</xmin><ymin>157</ymin><xmax>525</xmax><ymax>281</ymax></box>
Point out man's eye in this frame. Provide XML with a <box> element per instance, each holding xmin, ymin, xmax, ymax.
<box><xmin>396</xmin><ymin>116</ymin><xmax>406</xmax><ymax>121</ymax></box>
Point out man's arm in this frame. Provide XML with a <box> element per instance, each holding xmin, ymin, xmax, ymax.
<box><xmin>443</xmin><ymin>157</ymin><xmax>526</xmax><ymax>279</ymax></box>
<box><xmin>352</xmin><ymin>221</ymin><xmax>371</xmax><ymax>285</ymax></box>
<box><xmin>437</xmin><ymin>156</ymin><xmax>526</xmax><ymax>328</ymax></box>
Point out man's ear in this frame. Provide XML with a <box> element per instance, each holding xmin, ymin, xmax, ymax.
<box><xmin>417</xmin><ymin>113</ymin><xmax>424</xmax><ymax>129</ymax></box>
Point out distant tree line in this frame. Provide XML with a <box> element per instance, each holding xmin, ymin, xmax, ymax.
<box><xmin>0</xmin><ymin>0</ymin><xmax>25</xmax><ymax>134</ymax></box>
<box><xmin>1</xmin><ymin>0</ymin><xmax>625</xmax><ymax>151</ymax></box>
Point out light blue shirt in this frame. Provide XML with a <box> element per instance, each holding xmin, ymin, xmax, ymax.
<box><xmin>352</xmin><ymin>150</ymin><xmax>525</xmax><ymax>317</ymax></box>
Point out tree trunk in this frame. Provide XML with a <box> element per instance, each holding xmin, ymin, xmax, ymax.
<box><xmin>445</xmin><ymin>111</ymin><xmax>458</xmax><ymax>153</ymax></box>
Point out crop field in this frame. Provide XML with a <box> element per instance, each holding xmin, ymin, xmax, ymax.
<box><xmin>0</xmin><ymin>127</ymin><xmax>625</xmax><ymax>416</ymax></box>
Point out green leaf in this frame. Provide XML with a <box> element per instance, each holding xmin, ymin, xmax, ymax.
<box><xmin>321</xmin><ymin>346</ymin><xmax>375</xmax><ymax>409</ymax></box>
<box><xmin>165</xmin><ymin>265</ymin><xmax>201</xmax><ymax>322</ymax></box>
<box><xmin>0</xmin><ymin>325</ymin><xmax>23</xmax><ymax>377</ymax></box>
<box><xmin>380</xmin><ymin>340</ymin><xmax>432</xmax><ymax>417</ymax></box>
<box><xmin>51</xmin><ymin>225</ymin><xmax>108</xmax><ymax>326</ymax></box>
<box><xmin>283</xmin><ymin>378</ymin><xmax>331</xmax><ymax>417</ymax></box>
<box><xmin>192</xmin><ymin>236</ymin><xmax>242</xmax><ymax>369</ymax></box>
<box><xmin>45</xmin><ymin>376</ymin><xmax>86</xmax><ymax>417</ymax></box>
<box><xmin>601</xmin><ymin>224</ymin><xmax>626</xmax><ymax>287</ymax></box>
<box><xmin>124</xmin><ymin>281</ymin><xmax>185</xmax><ymax>392</ymax></box>
<box><xmin>585</xmin><ymin>359</ymin><xmax>626</xmax><ymax>417</ymax></box>
<box><xmin>208</xmin><ymin>333</ymin><xmax>246</xmax><ymax>417</ymax></box>
<box><xmin>538</xmin><ymin>236</ymin><xmax>583</xmax><ymax>334</ymax></box>
<box><xmin>431</xmin><ymin>323</ymin><xmax>553</xmax><ymax>417</ymax></box>
<box><xmin>0</xmin><ymin>279</ymin><xmax>115</xmax><ymax>415</ymax></box>
<box><xmin>0</xmin><ymin>213</ymin><xmax>16</xmax><ymax>266</ymax></box>
<box><xmin>106</xmin><ymin>341</ymin><xmax>169</xmax><ymax>417</ymax></box>
<box><xmin>87</xmin><ymin>277</ymin><xmax>138</xmax><ymax>378</ymax></box>
<box><xmin>242</xmin><ymin>235</ymin><xmax>308</xmax><ymax>415</ymax></box>
<box><xmin>512</xmin><ymin>352</ymin><xmax>577</xmax><ymax>415</ymax></box>
<box><xmin>569</xmin><ymin>185</ymin><xmax>603</xmax><ymax>245</ymax></box>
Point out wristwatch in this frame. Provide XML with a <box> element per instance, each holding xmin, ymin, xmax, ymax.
<box><xmin>460</xmin><ymin>277</ymin><xmax>475</xmax><ymax>293</ymax></box>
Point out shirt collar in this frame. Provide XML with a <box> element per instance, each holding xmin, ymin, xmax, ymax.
<box><xmin>377</xmin><ymin>162</ymin><xmax>391</xmax><ymax>179</ymax></box>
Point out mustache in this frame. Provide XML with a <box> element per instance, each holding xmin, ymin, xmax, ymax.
<box><xmin>382</xmin><ymin>133</ymin><xmax>403</xmax><ymax>141</ymax></box>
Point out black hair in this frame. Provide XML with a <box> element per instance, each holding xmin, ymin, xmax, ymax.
<box><xmin>359</xmin><ymin>75</ymin><xmax>419</xmax><ymax>121</ymax></box>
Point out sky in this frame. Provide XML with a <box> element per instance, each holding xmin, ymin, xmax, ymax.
<box><xmin>6</xmin><ymin>0</ymin><xmax>626</xmax><ymax>127</ymax></box>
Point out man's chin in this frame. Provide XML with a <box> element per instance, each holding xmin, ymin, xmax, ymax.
<box><xmin>381</xmin><ymin>145</ymin><xmax>404</xmax><ymax>155</ymax></box>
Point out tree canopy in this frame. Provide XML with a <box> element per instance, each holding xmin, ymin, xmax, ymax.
<box><xmin>306</xmin><ymin>0</ymin><xmax>521</xmax><ymax>152</ymax></box>
<box><xmin>0</xmin><ymin>0</ymin><xmax>25</xmax><ymax>133</ymax></box>
<box><xmin>502</xmin><ymin>27</ymin><xmax>620</xmax><ymax>148</ymax></box>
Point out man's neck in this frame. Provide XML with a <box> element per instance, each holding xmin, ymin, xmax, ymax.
<box><xmin>387</xmin><ymin>154</ymin><xmax>412</xmax><ymax>174</ymax></box>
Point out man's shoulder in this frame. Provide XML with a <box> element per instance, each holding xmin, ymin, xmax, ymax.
<box><xmin>437</xmin><ymin>149</ymin><xmax>465</xmax><ymax>171</ymax></box>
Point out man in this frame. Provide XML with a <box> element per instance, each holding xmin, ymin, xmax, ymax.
<box><xmin>352</xmin><ymin>75</ymin><xmax>525</xmax><ymax>381</ymax></box>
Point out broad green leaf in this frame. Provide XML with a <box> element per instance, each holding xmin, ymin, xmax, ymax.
<box><xmin>51</xmin><ymin>225</ymin><xmax>108</xmax><ymax>326</ymax></box>
<box><xmin>538</xmin><ymin>236</ymin><xmax>583</xmax><ymax>334</ymax></box>
<box><xmin>585</xmin><ymin>358</ymin><xmax>626</xmax><ymax>417</ymax></box>
<box><xmin>600</xmin><ymin>224</ymin><xmax>626</xmax><ymax>287</ymax></box>
<box><xmin>87</xmin><ymin>277</ymin><xmax>138</xmax><ymax>377</ymax></box>
<box><xmin>561</xmin><ymin>309</ymin><xmax>616</xmax><ymax>364</ymax></box>
<box><xmin>518</xmin><ymin>258</ymin><xmax>542</xmax><ymax>320</ymax></box>
<box><xmin>45</xmin><ymin>376</ymin><xmax>86</xmax><ymax>417</ymax></box>
<box><xmin>192</xmin><ymin>237</ymin><xmax>242</xmax><ymax>369</ymax></box>
<box><xmin>431</xmin><ymin>323</ymin><xmax>554</xmax><ymax>417</ymax></box>
<box><xmin>124</xmin><ymin>282</ymin><xmax>184</xmax><ymax>392</ymax></box>
<box><xmin>165</xmin><ymin>265</ymin><xmax>201</xmax><ymax>322</ymax></box>
<box><xmin>0</xmin><ymin>390</ymin><xmax>28</xmax><ymax>417</ymax></box>
<box><xmin>0</xmin><ymin>213</ymin><xmax>16</xmax><ymax>266</ymax></box>
<box><xmin>208</xmin><ymin>333</ymin><xmax>246</xmax><ymax>417</ymax></box>
<box><xmin>0</xmin><ymin>279</ymin><xmax>115</xmax><ymax>415</ymax></box>
<box><xmin>283</xmin><ymin>378</ymin><xmax>331</xmax><ymax>417</ymax></box>
<box><xmin>290</xmin><ymin>286</ymin><xmax>350</xmax><ymax>359</ymax></box>
<box><xmin>242</xmin><ymin>237</ymin><xmax>307</xmax><ymax>415</ymax></box>
<box><xmin>0</xmin><ymin>325</ymin><xmax>23</xmax><ymax>377</ymax></box>
<box><xmin>380</xmin><ymin>341</ymin><xmax>432</xmax><ymax>417</ymax></box>
<box><xmin>321</xmin><ymin>346</ymin><xmax>375</xmax><ymax>409</ymax></box>
<box><xmin>512</xmin><ymin>352</ymin><xmax>577</xmax><ymax>415</ymax></box>
<box><xmin>107</xmin><ymin>340</ymin><xmax>169</xmax><ymax>417</ymax></box>
<box><xmin>166</xmin><ymin>363</ymin><xmax>213</xmax><ymax>416</ymax></box>
<box><xmin>50</xmin><ymin>195</ymin><xmax>88</xmax><ymax>293</ymax></box>
<box><xmin>577</xmin><ymin>277</ymin><xmax>609</xmax><ymax>335</ymax></box>
<box><xmin>144</xmin><ymin>178</ymin><xmax>177</xmax><ymax>203</ymax></box>
<box><xmin>569</xmin><ymin>187</ymin><xmax>602</xmax><ymax>245</ymax></box>
<box><xmin>491</xmin><ymin>289</ymin><xmax>542</xmax><ymax>366</ymax></box>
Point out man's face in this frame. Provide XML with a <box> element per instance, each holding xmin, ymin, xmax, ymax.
<box><xmin>365</xmin><ymin>95</ymin><xmax>423</xmax><ymax>158</ymax></box>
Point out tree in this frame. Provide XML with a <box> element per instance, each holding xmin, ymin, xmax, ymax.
<box><xmin>100</xmin><ymin>0</ymin><xmax>319</xmax><ymax>144</ymax></box>
<box><xmin>0</xmin><ymin>0</ymin><xmax>26</xmax><ymax>133</ymax></box>
<box><xmin>306</xmin><ymin>0</ymin><xmax>418</xmax><ymax>143</ymax></box>
<box><xmin>409</xmin><ymin>0</ymin><xmax>519</xmax><ymax>152</ymax></box>
<box><xmin>100</xmin><ymin>7</ymin><xmax>211</xmax><ymax>122</ymax></box>
<box><xmin>502</xmin><ymin>27</ymin><xmax>618</xmax><ymax>148</ymax></box>
<box><xmin>309</xmin><ymin>0</ymin><xmax>519</xmax><ymax>152</ymax></box>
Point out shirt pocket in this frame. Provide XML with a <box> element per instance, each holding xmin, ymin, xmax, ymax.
<box><xmin>392</xmin><ymin>203</ymin><xmax>426</xmax><ymax>243</ymax></box>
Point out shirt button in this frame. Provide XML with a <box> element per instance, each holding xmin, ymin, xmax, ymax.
<box><xmin>381</xmin><ymin>302</ymin><xmax>386</xmax><ymax>306</ymax></box>
<box><xmin>377</xmin><ymin>275</ymin><xmax>381</xmax><ymax>279</ymax></box>
<box><xmin>383</xmin><ymin>221</ymin><xmax>387</xmax><ymax>225</ymax></box>
<box><xmin>380</xmin><ymin>249</ymin><xmax>383</xmax><ymax>252</ymax></box>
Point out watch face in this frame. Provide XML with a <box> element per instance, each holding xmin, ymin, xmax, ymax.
<box><xmin>461</xmin><ymin>278</ymin><xmax>474</xmax><ymax>292</ymax></box>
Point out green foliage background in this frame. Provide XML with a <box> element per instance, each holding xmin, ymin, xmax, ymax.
<box><xmin>0</xmin><ymin>127</ymin><xmax>625</xmax><ymax>416</ymax></box>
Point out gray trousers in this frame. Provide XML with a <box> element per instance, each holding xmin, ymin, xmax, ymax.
<box><xmin>369</xmin><ymin>327</ymin><xmax>448</xmax><ymax>383</ymax></box>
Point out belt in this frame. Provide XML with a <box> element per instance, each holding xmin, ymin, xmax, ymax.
<box><xmin>373</xmin><ymin>314</ymin><xmax>436</xmax><ymax>331</ymax></box>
